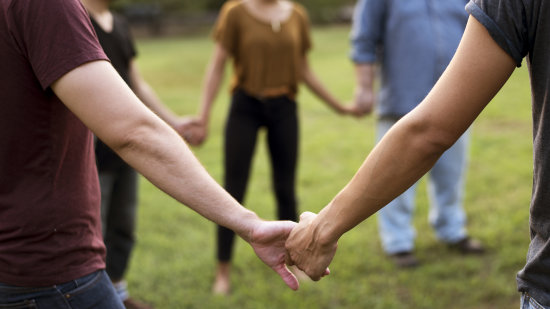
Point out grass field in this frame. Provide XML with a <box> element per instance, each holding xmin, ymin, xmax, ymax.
<box><xmin>124</xmin><ymin>25</ymin><xmax>533</xmax><ymax>308</ymax></box>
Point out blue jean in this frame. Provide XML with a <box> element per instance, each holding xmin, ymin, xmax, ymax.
<box><xmin>521</xmin><ymin>293</ymin><xmax>550</xmax><ymax>309</ymax></box>
<box><xmin>376</xmin><ymin>118</ymin><xmax>469</xmax><ymax>254</ymax></box>
<box><xmin>0</xmin><ymin>270</ymin><xmax>124</xmax><ymax>308</ymax></box>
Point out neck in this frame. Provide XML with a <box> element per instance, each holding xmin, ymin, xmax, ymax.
<box><xmin>82</xmin><ymin>0</ymin><xmax>110</xmax><ymax>16</ymax></box>
<box><xmin>253</xmin><ymin>0</ymin><xmax>279</xmax><ymax>5</ymax></box>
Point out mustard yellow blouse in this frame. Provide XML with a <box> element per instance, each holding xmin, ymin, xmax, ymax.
<box><xmin>213</xmin><ymin>0</ymin><xmax>312</xmax><ymax>99</ymax></box>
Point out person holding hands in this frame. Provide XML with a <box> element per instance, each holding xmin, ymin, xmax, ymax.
<box><xmin>349</xmin><ymin>0</ymin><xmax>484</xmax><ymax>268</ymax></box>
<box><xmin>287</xmin><ymin>0</ymin><xmax>550</xmax><ymax>307</ymax></box>
<box><xmin>0</xmin><ymin>0</ymin><xmax>302</xmax><ymax>307</ymax></box>
<box><xmin>184</xmin><ymin>0</ymin><xmax>363</xmax><ymax>295</ymax></box>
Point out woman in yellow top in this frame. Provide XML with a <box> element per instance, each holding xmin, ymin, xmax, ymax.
<box><xmin>185</xmin><ymin>0</ymin><xmax>362</xmax><ymax>294</ymax></box>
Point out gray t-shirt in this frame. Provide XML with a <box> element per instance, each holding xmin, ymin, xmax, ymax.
<box><xmin>467</xmin><ymin>0</ymin><xmax>550</xmax><ymax>305</ymax></box>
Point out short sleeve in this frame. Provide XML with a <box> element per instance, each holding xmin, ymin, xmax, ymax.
<box><xmin>8</xmin><ymin>0</ymin><xmax>108</xmax><ymax>89</ymax></box>
<box><xmin>349</xmin><ymin>0</ymin><xmax>386</xmax><ymax>63</ymax></box>
<box><xmin>294</xmin><ymin>4</ymin><xmax>312</xmax><ymax>55</ymax></box>
<box><xmin>466</xmin><ymin>0</ymin><xmax>528</xmax><ymax>67</ymax></box>
<box><xmin>212</xmin><ymin>1</ymin><xmax>240</xmax><ymax>56</ymax></box>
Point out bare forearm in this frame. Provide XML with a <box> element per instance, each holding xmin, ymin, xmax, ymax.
<box><xmin>52</xmin><ymin>61</ymin><xmax>259</xmax><ymax>240</ymax></box>
<box><xmin>302</xmin><ymin>63</ymin><xmax>346</xmax><ymax>113</ymax></box>
<box><xmin>198</xmin><ymin>66</ymin><xmax>223</xmax><ymax>124</ymax></box>
<box><xmin>199</xmin><ymin>45</ymin><xmax>227</xmax><ymax>125</ymax></box>
<box><xmin>312</xmin><ymin>17</ymin><xmax>518</xmax><ymax>245</ymax></box>
<box><xmin>118</xmin><ymin>119</ymin><xmax>259</xmax><ymax>237</ymax></box>
<box><xmin>354</xmin><ymin>63</ymin><xmax>375</xmax><ymax>92</ymax></box>
<box><xmin>314</xmin><ymin>114</ymin><xmax>444</xmax><ymax>243</ymax></box>
<box><xmin>134</xmin><ymin>82</ymin><xmax>179</xmax><ymax>127</ymax></box>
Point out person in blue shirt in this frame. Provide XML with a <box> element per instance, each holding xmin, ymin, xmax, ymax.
<box><xmin>349</xmin><ymin>0</ymin><xmax>484</xmax><ymax>267</ymax></box>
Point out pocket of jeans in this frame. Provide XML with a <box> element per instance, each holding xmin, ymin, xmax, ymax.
<box><xmin>0</xmin><ymin>299</ymin><xmax>37</xmax><ymax>309</ymax></box>
<box><xmin>59</xmin><ymin>271</ymin><xmax>102</xmax><ymax>298</ymax></box>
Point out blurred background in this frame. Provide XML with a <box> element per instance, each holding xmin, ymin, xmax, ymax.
<box><xmin>110</xmin><ymin>0</ymin><xmax>355</xmax><ymax>36</ymax></box>
<box><xmin>102</xmin><ymin>1</ymin><xmax>533</xmax><ymax>308</ymax></box>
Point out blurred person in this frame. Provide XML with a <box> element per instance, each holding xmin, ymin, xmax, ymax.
<box><xmin>0</xmin><ymin>0</ymin><xmax>303</xmax><ymax>308</ymax></box>
<box><xmin>82</xmin><ymin>0</ymin><xmax>190</xmax><ymax>307</ymax></box>
<box><xmin>183</xmin><ymin>0</ymin><xmax>364</xmax><ymax>295</ymax></box>
<box><xmin>349</xmin><ymin>0</ymin><xmax>484</xmax><ymax>268</ymax></box>
<box><xmin>286</xmin><ymin>0</ymin><xmax>550</xmax><ymax>307</ymax></box>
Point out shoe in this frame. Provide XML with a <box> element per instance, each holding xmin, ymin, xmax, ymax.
<box><xmin>449</xmin><ymin>237</ymin><xmax>485</xmax><ymax>254</ymax></box>
<box><xmin>123</xmin><ymin>298</ymin><xmax>154</xmax><ymax>309</ymax></box>
<box><xmin>389</xmin><ymin>251</ymin><xmax>420</xmax><ymax>268</ymax></box>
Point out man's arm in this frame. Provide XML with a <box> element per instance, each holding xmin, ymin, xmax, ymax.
<box><xmin>51</xmin><ymin>60</ymin><xmax>299</xmax><ymax>290</ymax></box>
<box><xmin>286</xmin><ymin>16</ymin><xmax>518</xmax><ymax>280</ymax></box>
<box><xmin>349</xmin><ymin>0</ymin><xmax>385</xmax><ymax>114</ymax></box>
<box><xmin>352</xmin><ymin>63</ymin><xmax>376</xmax><ymax>114</ymax></box>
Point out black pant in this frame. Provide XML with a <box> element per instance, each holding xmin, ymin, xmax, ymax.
<box><xmin>217</xmin><ymin>89</ymin><xmax>299</xmax><ymax>262</ymax></box>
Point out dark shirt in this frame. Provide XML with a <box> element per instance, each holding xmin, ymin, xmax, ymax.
<box><xmin>90</xmin><ymin>14</ymin><xmax>137</xmax><ymax>172</ymax></box>
<box><xmin>0</xmin><ymin>0</ymin><xmax>108</xmax><ymax>286</ymax></box>
<box><xmin>467</xmin><ymin>0</ymin><xmax>550</xmax><ymax>305</ymax></box>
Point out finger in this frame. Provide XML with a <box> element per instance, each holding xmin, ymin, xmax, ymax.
<box><xmin>273</xmin><ymin>263</ymin><xmax>299</xmax><ymax>291</ymax></box>
<box><xmin>284</xmin><ymin>251</ymin><xmax>295</xmax><ymax>266</ymax></box>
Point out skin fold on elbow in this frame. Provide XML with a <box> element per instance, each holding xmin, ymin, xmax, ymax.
<box><xmin>400</xmin><ymin>114</ymin><xmax>457</xmax><ymax>159</ymax></box>
<box><xmin>105</xmin><ymin>117</ymin><xmax>168</xmax><ymax>158</ymax></box>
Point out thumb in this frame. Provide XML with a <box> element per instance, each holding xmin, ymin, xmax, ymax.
<box><xmin>299</xmin><ymin>211</ymin><xmax>316</xmax><ymax>222</ymax></box>
<box><xmin>273</xmin><ymin>263</ymin><xmax>299</xmax><ymax>291</ymax></box>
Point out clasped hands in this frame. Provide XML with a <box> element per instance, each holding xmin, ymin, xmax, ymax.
<box><xmin>173</xmin><ymin>118</ymin><xmax>337</xmax><ymax>289</ymax></box>
<box><xmin>241</xmin><ymin>211</ymin><xmax>338</xmax><ymax>291</ymax></box>
<box><xmin>173</xmin><ymin>117</ymin><xmax>208</xmax><ymax>146</ymax></box>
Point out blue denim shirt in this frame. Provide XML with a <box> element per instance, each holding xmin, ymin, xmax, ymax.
<box><xmin>350</xmin><ymin>0</ymin><xmax>469</xmax><ymax>117</ymax></box>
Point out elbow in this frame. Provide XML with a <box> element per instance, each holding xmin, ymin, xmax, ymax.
<box><xmin>105</xmin><ymin>117</ymin><xmax>161</xmax><ymax>157</ymax></box>
<box><xmin>402</xmin><ymin>114</ymin><xmax>458</xmax><ymax>158</ymax></box>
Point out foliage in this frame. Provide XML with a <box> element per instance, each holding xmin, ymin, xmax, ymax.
<box><xmin>110</xmin><ymin>0</ymin><xmax>355</xmax><ymax>23</ymax></box>
<box><xmin>127</xmin><ymin>25</ymin><xmax>532</xmax><ymax>308</ymax></box>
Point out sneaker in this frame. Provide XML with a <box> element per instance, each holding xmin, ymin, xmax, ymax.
<box><xmin>123</xmin><ymin>298</ymin><xmax>154</xmax><ymax>309</ymax></box>
<box><xmin>448</xmin><ymin>237</ymin><xmax>485</xmax><ymax>254</ymax></box>
<box><xmin>389</xmin><ymin>251</ymin><xmax>420</xmax><ymax>268</ymax></box>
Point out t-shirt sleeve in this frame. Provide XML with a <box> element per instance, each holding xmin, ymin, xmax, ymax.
<box><xmin>466</xmin><ymin>0</ymin><xmax>528</xmax><ymax>67</ymax></box>
<box><xmin>294</xmin><ymin>4</ymin><xmax>312</xmax><ymax>55</ymax></box>
<box><xmin>212</xmin><ymin>1</ymin><xmax>240</xmax><ymax>56</ymax></box>
<box><xmin>349</xmin><ymin>0</ymin><xmax>385</xmax><ymax>64</ymax></box>
<box><xmin>8</xmin><ymin>0</ymin><xmax>108</xmax><ymax>89</ymax></box>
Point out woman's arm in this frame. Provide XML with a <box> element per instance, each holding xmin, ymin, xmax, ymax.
<box><xmin>286</xmin><ymin>16</ymin><xmax>518</xmax><ymax>280</ymax></box>
<box><xmin>301</xmin><ymin>55</ymin><xmax>361</xmax><ymax>116</ymax></box>
<box><xmin>186</xmin><ymin>43</ymin><xmax>229</xmax><ymax>145</ymax></box>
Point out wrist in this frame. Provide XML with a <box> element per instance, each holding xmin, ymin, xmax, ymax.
<box><xmin>312</xmin><ymin>208</ymin><xmax>342</xmax><ymax>247</ymax></box>
<box><xmin>198</xmin><ymin>114</ymin><xmax>209</xmax><ymax>126</ymax></box>
<box><xmin>233</xmin><ymin>209</ymin><xmax>262</xmax><ymax>242</ymax></box>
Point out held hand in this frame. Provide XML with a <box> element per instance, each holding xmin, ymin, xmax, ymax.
<box><xmin>353</xmin><ymin>87</ymin><xmax>375</xmax><ymax>115</ymax></box>
<box><xmin>176</xmin><ymin>117</ymin><xmax>208</xmax><ymax>146</ymax></box>
<box><xmin>247</xmin><ymin>220</ymin><xmax>300</xmax><ymax>291</ymax></box>
<box><xmin>343</xmin><ymin>103</ymin><xmax>369</xmax><ymax>118</ymax></box>
<box><xmin>285</xmin><ymin>212</ymin><xmax>335</xmax><ymax>281</ymax></box>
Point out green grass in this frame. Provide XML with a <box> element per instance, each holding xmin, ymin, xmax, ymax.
<box><xmin>126</xmin><ymin>25</ymin><xmax>533</xmax><ymax>308</ymax></box>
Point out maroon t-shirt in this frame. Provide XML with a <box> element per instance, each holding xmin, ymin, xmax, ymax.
<box><xmin>0</xmin><ymin>0</ymin><xmax>109</xmax><ymax>286</ymax></box>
